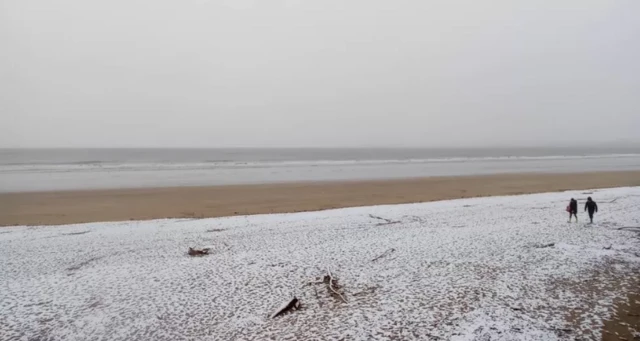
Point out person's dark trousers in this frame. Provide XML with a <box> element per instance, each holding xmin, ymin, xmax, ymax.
<box><xmin>588</xmin><ymin>209</ymin><xmax>595</xmax><ymax>223</ymax></box>
<box><xmin>569</xmin><ymin>212</ymin><xmax>578</xmax><ymax>222</ymax></box>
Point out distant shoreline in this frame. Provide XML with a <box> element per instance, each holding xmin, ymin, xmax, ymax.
<box><xmin>2</xmin><ymin>170</ymin><xmax>639</xmax><ymax>227</ymax></box>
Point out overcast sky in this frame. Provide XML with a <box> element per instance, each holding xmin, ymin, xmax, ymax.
<box><xmin>1</xmin><ymin>0</ymin><xmax>638</xmax><ymax>148</ymax></box>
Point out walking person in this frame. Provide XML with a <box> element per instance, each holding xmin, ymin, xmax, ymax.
<box><xmin>567</xmin><ymin>198</ymin><xmax>578</xmax><ymax>222</ymax></box>
<box><xmin>585</xmin><ymin>197</ymin><xmax>598</xmax><ymax>223</ymax></box>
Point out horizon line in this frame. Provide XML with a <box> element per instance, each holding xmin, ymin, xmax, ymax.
<box><xmin>2</xmin><ymin>144</ymin><xmax>640</xmax><ymax>150</ymax></box>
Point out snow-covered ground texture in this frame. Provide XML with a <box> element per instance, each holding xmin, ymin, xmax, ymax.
<box><xmin>2</xmin><ymin>188</ymin><xmax>640</xmax><ymax>341</ymax></box>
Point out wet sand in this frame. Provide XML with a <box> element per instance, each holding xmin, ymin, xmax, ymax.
<box><xmin>1</xmin><ymin>170</ymin><xmax>639</xmax><ymax>227</ymax></box>
<box><xmin>602</xmin><ymin>277</ymin><xmax>640</xmax><ymax>340</ymax></box>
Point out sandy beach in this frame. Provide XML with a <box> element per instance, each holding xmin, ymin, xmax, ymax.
<box><xmin>2</xmin><ymin>186</ymin><xmax>639</xmax><ymax>340</ymax></box>
<box><xmin>2</xmin><ymin>170</ymin><xmax>639</xmax><ymax>227</ymax></box>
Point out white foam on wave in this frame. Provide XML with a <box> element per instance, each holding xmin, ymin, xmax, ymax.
<box><xmin>2</xmin><ymin>153</ymin><xmax>640</xmax><ymax>173</ymax></box>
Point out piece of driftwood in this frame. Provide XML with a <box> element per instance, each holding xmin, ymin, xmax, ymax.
<box><xmin>368</xmin><ymin>214</ymin><xmax>401</xmax><ymax>226</ymax></box>
<box><xmin>67</xmin><ymin>256</ymin><xmax>105</xmax><ymax>271</ymax></box>
<box><xmin>534</xmin><ymin>243</ymin><xmax>555</xmax><ymax>249</ymax></box>
<box><xmin>188</xmin><ymin>247</ymin><xmax>210</xmax><ymax>256</ymax></box>
<box><xmin>63</xmin><ymin>231</ymin><xmax>91</xmax><ymax>236</ymax></box>
<box><xmin>325</xmin><ymin>268</ymin><xmax>347</xmax><ymax>303</ymax></box>
<box><xmin>271</xmin><ymin>297</ymin><xmax>300</xmax><ymax>318</ymax></box>
<box><xmin>372</xmin><ymin>248</ymin><xmax>396</xmax><ymax>262</ymax></box>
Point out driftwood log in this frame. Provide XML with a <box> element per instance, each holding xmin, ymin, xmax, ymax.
<box><xmin>325</xmin><ymin>268</ymin><xmax>347</xmax><ymax>303</ymax></box>
<box><xmin>372</xmin><ymin>248</ymin><xmax>396</xmax><ymax>262</ymax></box>
<box><xmin>369</xmin><ymin>214</ymin><xmax>401</xmax><ymax>226</ymax></box>
<box><xmin>271</xmin><ymin>297</ymin><xmax>300</xmax><ymax>318</ymax></box>
<box><xmin>188</xmin><ymin>247</ymin><xmax>210</xmax><ymax>256</ymax></box>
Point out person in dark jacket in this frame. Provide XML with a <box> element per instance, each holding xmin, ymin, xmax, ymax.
<box><xmin>568</xmin><ymin>198</ymin><xmax>578</xmax><ymax>222</ymax></box>
<box><xmin>585</xmin><ymin>197</ymin><xmax>598</xmax><ymax>223</ymax></box>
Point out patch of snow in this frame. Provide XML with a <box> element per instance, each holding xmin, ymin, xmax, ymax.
<box><xmin>1</xmin><ymin>187</ymin><xmax>639</xmax><ymax>340</ymax></box>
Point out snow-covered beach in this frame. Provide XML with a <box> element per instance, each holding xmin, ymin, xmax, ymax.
<box><xmin>1</xmin><ymin>187</ymin><xmax>639</xmax><ymax>340</ymax></box>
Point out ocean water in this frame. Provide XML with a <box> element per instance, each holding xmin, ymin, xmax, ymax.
<box><xmin>1</xmin><ymin>148</ymin><xmax>640</xmax><ymax>192</ymax></box>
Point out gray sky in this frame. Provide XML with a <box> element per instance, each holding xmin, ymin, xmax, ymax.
<box><xmin>1</xmin><ymin>0</ymin><xmax>639</xmax><ymax>148</ymax></box>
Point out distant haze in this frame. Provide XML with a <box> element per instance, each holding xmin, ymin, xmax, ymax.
<box><xmin>1</xmin><ymin>1</ymin><xmax>639</xmax><ymax>148</ymax></box>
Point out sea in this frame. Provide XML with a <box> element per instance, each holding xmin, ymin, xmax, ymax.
<box><xmin>1</xmin><ymin>147</ymin><xmax>640</xmax><ymax>192</ymax></box>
